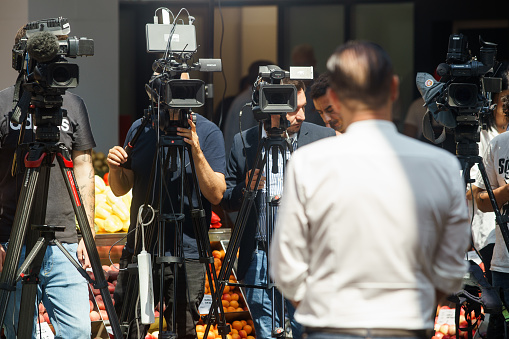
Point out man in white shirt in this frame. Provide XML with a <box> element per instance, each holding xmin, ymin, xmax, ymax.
<box><xmin>270</xmin><ymin>41</ymin><xmax>470</xmax><ymax>339</ymax></box>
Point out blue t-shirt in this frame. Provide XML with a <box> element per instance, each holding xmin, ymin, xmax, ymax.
<box><xmin>123</xmin><ymin>113</ymin><xmax>225</xmax><ymax>258</ymax></box>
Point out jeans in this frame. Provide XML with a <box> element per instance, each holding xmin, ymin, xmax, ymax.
<box><xmin>243</xmin><ymin>248</ymin><xmax>302</xmax><ymax>339</ymax></box>
<box><xmin>304</xmin><ymin>332</ymin><xmax>425</xmax><ymax>339</ymax></box>
<box><xmin>487</xmin><ymin>271</ymin><xmax>509</xmax><ymax>338</ymax></box>
<box><xmin>2</xmin><ymin>242</ymin><xmax>91</xmax><ymax>339</ymax></box>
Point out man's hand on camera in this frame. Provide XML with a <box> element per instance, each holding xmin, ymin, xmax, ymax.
<box><xmin>107</xmin><ymin>146</ymin><xmax>128</xmax><ymax>171</ymax></box>
<box><xmin>0</xmin><ymin>244</ymin><xmax>6</xmax><ymax>272</ymax></box>
<box><xmin>246</xmin><ymin>169</ymin><xmax>266</xmax><ymax>191</ymax></box>
<box><xmin>177</xmin><ymin>119</ymin><xmax>201</xmax><ymax>154</ymax></box>
<box><xmin>77</xmin><ymin>239</ymin><xmax>91</xmax><ymax>269</ymax></box>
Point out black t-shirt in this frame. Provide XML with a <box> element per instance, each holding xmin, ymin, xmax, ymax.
<box><xmin>0</xmin><ymin>86</ymin><xmax>96</xmax><ymax>243</ymax></box>
<box><xmin>123</xmin><ymin>113</ymin><xmax>225</xmax><ymax>258</ymax></box>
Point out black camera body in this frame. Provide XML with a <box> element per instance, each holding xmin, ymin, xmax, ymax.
<box><xmin>10</xmin><ymin>17</ymin><xmax>94</xmax><ymax>142</ymax></box>
<box><xmin>251</xmin><ymin>65</ymin><xmax>313</xmax><ymax>122</ymax></box>
<box><xmin>12</xmin><ymin>17</ymin><xmax>94</xmax><ymax>91</ymax></box>
<box><xmin>416</xmin><ymin>34</ymin><xmax>502</xmax><ymax>155</ymax></box>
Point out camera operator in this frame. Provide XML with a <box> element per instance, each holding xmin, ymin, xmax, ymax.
<box><xmin>466</xmin><ymin>61</ymin><xmax>509</xmax><ymax>284</ymax></box>
<box><xmin>470</xmin><ymin>68</ymin><xmax>509</xmax><ymax>338</ymax></box>
<box><xmin>0</xmin><ymin>25</ymin><xmax>95</xmax><ymax>338</ymax></box>
<box><xmin>309</xmin><ymin>72</ymin><xmax>345</xmax><ymax>135</ymax></box>
<box><xmin>221</xmin><ymin>77</ymin><xmax>335</xmax><ymax>339</ymax></box>
<box><xmin>107</xmin><ymin>73</ymin><xmax>226</xmax><ymax>338</ymax></box>
<box><xmin>270</xmin><ymin>41</ymin><xmax>470</xmax><ymax>339</ymax></box>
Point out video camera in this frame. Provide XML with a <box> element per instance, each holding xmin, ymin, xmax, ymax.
<box><xmin>416</xmin><ymin>34</ymin><xmax>502</xmax><ymax>156</ymax></box>
<box><xmin>10</xmin><ymin>17</ymin><xmax>94</xmax><ymax>142</ymax></box>
<box><xmin>144</xmin><ymin>8</ymin><xmax>221</xmax><ymax>133</ymax></box>
<box><xmin>251</xmin><ymin>65</ymin><xmax>313</xmax><ymax>122</ymax></box>
<box><xmin>12</xmin><ymin>17</ymin><xmax>93</xmax><ymax>91</ymax></box>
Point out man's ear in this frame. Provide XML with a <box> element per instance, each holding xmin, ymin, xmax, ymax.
<box><xmin>390</xmin><ymin>75</ymin><xmax>400</xmax><ymax>102</ymax></box>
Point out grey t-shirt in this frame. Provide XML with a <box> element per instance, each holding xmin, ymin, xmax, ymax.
<box><xmin>0</xmin><ymin>86</ymin><xmax>96</xmax><ymax>243</ymax></box>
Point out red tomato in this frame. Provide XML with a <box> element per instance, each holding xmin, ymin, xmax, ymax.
<box><xmin>103</xmin><ymin>172</ymin><xmax>109</xmax><ymax>186</ymax></box>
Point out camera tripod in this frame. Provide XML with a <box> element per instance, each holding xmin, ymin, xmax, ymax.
<box><xmin>208</xmin><ymin>120</ymin><xmax>294</xmax><ymax>339</ymax></box>
<box><xmin>0</xmin><ymin>117</ymin><xmax>122</xmax><ymax>338</ymax></box>
<box><xmin>117</xmin><ymin>126</ymin><xmax>224</xmax><ymax>339</ymax></box>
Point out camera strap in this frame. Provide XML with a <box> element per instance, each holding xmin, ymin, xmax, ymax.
<box><xmin>11</xmin><ymin>74</ymin><xmax>30</xmax><ymax>125</ymax></box>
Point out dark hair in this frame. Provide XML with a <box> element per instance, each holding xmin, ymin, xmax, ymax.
<box><xmin>327</xmin><ymin>40</ymin><xmax>393</xmax><ymax>109</ymax></box>
<box><xmin>281</xmin><ymin>78</ymin><xmax>306</xmax><ymax>92</ymax></box>
<box><xmin>309</xmin><ymin>72</ymin><xmax>331</xmax><ymax>99</ymax></box>
<box><xmin>484</xmin><ymin>60</ymin><xmax>509</xmax><ymax>130</ymax></box>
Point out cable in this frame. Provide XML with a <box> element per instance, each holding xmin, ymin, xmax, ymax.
<box><xmin>217</xmin><ymin>0</ymin><xmax>227</xmax><ymax>128</ymax></box>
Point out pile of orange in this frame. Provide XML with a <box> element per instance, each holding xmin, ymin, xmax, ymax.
<box><xmin>195</xmin><ymin>319</ymin><xmax>255</xmax><ymax>339</ymax></box>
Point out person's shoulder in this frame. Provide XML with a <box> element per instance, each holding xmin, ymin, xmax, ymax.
<box><xmin>490</xmin><ymin>130</ymin><xmax>509</xmax><ymax>145</ymax></box>
<box><xmin>0</xmin><ymin>86</ymin><xmax>15</xmax><ymax>102</ymax></box>
<box><xmin>301</xmin><ymin>122</ymin><xmax>335</xmax><ymax>136</ymax></box>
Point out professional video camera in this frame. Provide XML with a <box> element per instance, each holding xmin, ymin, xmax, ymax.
<box><xmin>251</xmin><ymin>65</ymin><xmax>313</xmax><ymax>124</ymax></box>
<box><xmin>416</xmin><ymin>34</ymin><xmax>502</xmax><ymax>156</ymax></box>
<box><xmin>144</xmin><ymin>8</ymin><xmax>221</xmax><ymax>134</ymax></box>
<box><xmin>10</xmin><ymin>17</ymin><xmax>93</xmax><ymax>144</ymax></box>
<box><xmin>12</xmin><ymin>17</ymin><xmax>93</xmax><ymax>91</ymax></box>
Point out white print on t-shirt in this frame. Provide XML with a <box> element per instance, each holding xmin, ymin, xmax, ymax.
<box><xmin>9</xmin><ymin>115</ymin><xmax>70</xmax><ymax>132</ymax></box>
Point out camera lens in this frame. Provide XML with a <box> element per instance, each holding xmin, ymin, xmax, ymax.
<box><xmin>52</xmin><ymin>65</ymin><xmax>71</xmax><ymax>86</ymax></box>
<box><xmin>448</xmin><ymin>83</ymin><xmax>478</xmax><ymax>107</ymax></box>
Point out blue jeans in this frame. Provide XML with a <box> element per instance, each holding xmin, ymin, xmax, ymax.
<box><xmin>304</xmin><ymin>332</ymin><xmax>425</xmax><ymax>339</ymax></box>
<box><xmin>2</xmin><ymin>242</ymin><xmax>91</xmax><ymax>339</ymax></box>
<box><xmin>243</xmin><ymin>248</ymin><xmax>302</xmax><ymax>339</ymax></box>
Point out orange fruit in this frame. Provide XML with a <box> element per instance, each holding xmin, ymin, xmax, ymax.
<box><xmin>207</xmin><ymin>331</ymin><xmax>216</xmax><ymax>339</ymax></box>
<box><xmin>247</xmin><ymin>336</ymin><xmax>255</xmax><ymax>339</ymax></box>
<box><xmin>197</xmin><ymin>333</ymin><xmax>204</xmax><ymax>339</ymax></box>
<box><xmin>238</xmin><ymin>330</ymin><xmax>247</xmax><ymax>338</ymax></box>
<box><xmin>230</xmin><ymin>293</ymin><xmax>239</xmax><ymax>301</ymax></box>
<box><xmin>240</xmin><ymin>320</ymin><xmax>247</xmax><ymax>327</ymax></box>
<box><xmin>243</xmin><ymin>325</ymin><xmax>252</xmax><ymax>335</ymax></box>
<box><xmin>236</xmin><ymin>307</ymin><xmax>243</xmax><ymax>312</ymax></box>
<box><xmin>227</xmin><ymin>306</ymin><xmax>237</xmax><ymax>312</ymax></box>
<box><xmin>222</xmin><ymin>294</ymin><xmax>232</xmax><ymax>302</ymax></box>
<box><xmin>196</xmin><ymin>325</ymin><xmax>205</xmax><ymax>333</ymax></box>
<box><xmin>231</xmin><ymin>334</ymin><xmax>241</xmax><ymax>339</ymax></box>
<box><xmin>231</xmin><ymin>329</ymin><xmax>238</xmax><ymax>335</ymax></box>
<box><xmin>212</xmin><ymin>250</ymin><xmax>222</xmax><ymax>259</ymax></box>
<box><xmin>222</xmin><ymin>300</ymin><xmax>230</xmax><ymax>308</ymax></box>
<box><xmin>232</xmin><ymin>321</ymin><xmax>243</xmax><ymax>331</ymax></box>
<box><xmin>223</xmin><ymin>285</ymin><xmax>230</xmax><ymax>293</ymax></box>
<box><xmin>229</xmin><ymin>300</ymin><xmax>239</xmax><ymax>309</ymax></box>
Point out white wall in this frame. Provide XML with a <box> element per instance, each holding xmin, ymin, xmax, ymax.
<box><xmin>0</xmin><ymin>1</ymin><xmax>119</xmax><ymax>153</ymax></box>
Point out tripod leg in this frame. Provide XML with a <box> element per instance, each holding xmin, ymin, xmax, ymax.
<box><xmin>55</xmin><ymin>148</ymin><xmax>123</xmax><ymax>338</ymax></box>
<box><xmin>0</xmin><ymin>164</ymin><xmax>42</xmax><ymax>327</ymax></box>
<box><xmin>17</xmin><ymin>159</ymin><xmax>52</xmax><ymax>339</ymax></box>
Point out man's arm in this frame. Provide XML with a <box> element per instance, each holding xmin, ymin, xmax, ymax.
<box><xmin>107</xmin><ymin>146</ymin><xmax>134</xmax><ymax>197</ymax></box>
<box><xmin>472</xmin><ymin>184</ymin><xmax>509</xmax><ymax>212</ymax></box>
<box><xmin>73</xmin><ymin>149</ymin><xmax>95</xmax><ymax>268</ymax></box>
<box><xmin>177</xmin><ymin>120</ymin><xmax>226</xmax><ymax>205</ymax></box>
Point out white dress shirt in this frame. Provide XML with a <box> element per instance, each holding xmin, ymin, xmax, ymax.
<box><xmin>270</xmin><ymin>120</ymin><xmax>470</xmax><ymax>330</ymax></box>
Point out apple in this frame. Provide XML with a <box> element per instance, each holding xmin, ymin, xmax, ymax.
<box><xmin>90</xmin><ymin>310</ymin><xmax>101</xmax><ymax>321</ymax></box>
<box><xmin>439</xmin><ymin>324</ymin><xmax>449</xmax><ymax>335</ymax></box>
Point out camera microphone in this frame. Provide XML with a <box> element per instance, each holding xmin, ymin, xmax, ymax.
<box><xmin>26</xmin><ymin>31</ymin><xmax>59</xmax><ymax>63</ymax></box>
